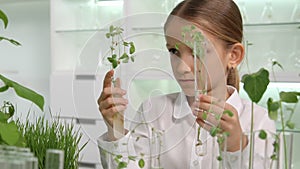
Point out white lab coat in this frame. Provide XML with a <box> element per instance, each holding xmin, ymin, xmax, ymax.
<box><xmin>97</xmin><ymin>86</ymin><xmax>276</xmax><ymax>169</ymax></box>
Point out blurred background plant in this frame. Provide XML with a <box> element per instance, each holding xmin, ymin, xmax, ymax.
<box><xmin>1</xmin><ymin>8</ymin><xmax>44</xmax><ymax>146</ymax></box>
<box><xmin>1</xmin><ymin>9</ymin><xmax>87</xmax><ymax>169</ymax></box>
<box><xmin>17</xmin><ymin>116</ymin><xmax>87</xmax><ymax>169</ymax></box>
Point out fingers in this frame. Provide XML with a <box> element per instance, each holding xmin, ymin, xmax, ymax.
<box><xmin>98</xmin><ymin>70</ymin><xmax>128</xmax><ymax>126</ymax></box>
<box><xmin>194</xmin><ymin>108</ymin><xmax>220</xmax><ymax>127</ymax></box>
<box><xmin>192</xmin><ymin>94</ymin><xmax>239</xmax><ymax>131</ymax></box>
<box><xmin>98</xmin><ymin>87</ymin><xmax>126</xmax><ymax>104</ymax></box>
<box><xmin>193</xmin><ymin>94</ymin><xmax>245</xmax><ymax>152</ymax></box>
<box><xmin>99</xmin><ymin>97</ymin><xmax>128</xmax><ymax>110</ymax></box>
<box><xmin>113</xmin><ymin>77</ymin><xmax>121</xmax><ymax>88</ymax></box>
<box><xmin>193</xmin><ymin>94</ymin><xmax>237</xmax><ymax>121</ymax></box>
<box><xmin>196</xmin><ymin>117</ymin><xmax>216</xmax><ymax>132</ymax></box>
<box><xmin>101</xmin><ymin>105</ymin><xmax>127</xmax><ymax>127</ymax></box>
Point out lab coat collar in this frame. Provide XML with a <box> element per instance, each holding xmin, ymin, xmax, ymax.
<box><xmin>173</xmin><ymin>86</ymin><xmax>243</xmax><ymax>119</ymax></box>
<box><xmin>226</xmin><ymin>86</ymin><xmax>243</xmax><ymax>116</ymax></box>
<box><xmin>173</xmin><ymin>92</ymin><xmax>192</xmax><ymax>119</ymax></box>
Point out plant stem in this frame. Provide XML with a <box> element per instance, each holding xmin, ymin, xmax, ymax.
<box><xmin>279</xmin><ymin>101</ymin><xmax>288</xmax><ymax>169</ymax></box>
<box><xmin>248</xmin><ymin>102</ymin><xmax>254</xmax><ymax>169</ymax></box>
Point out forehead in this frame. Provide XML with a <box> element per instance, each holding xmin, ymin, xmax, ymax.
<box><xmin>164</xmin><ymin>15</ymin><xmax>216</xmax><ymax>47</ymax></box>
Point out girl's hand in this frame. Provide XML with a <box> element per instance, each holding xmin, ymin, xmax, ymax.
<box><xmin>192</xmin><ymin>94</ymin><xmax>248</xmax><ymax>152</ymax></box>
<box><xmin>97</xmin><ymin>70</ymin><xmax>128</xmax><ymax>140</ymax></box>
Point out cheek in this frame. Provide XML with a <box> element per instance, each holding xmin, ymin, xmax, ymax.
<box><xmin>204</xmin><ymin>53</ymin><xmax>227</xmax><ymax>86</ymax></box>
<box><xmin>170</xmin><ymin>56</ymin><xmax>194</xmax><ymax>73</ymax></box>
<box><xmin>170</xmin><ymin>56</ymin><xmax>179</xmax><ymax>73</ymax></box>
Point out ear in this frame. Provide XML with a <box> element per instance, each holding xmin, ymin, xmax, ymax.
<box><xmin>227</xmin><ymin>43</ymin><xmax>244</xmax><ymax>68</ymax></box>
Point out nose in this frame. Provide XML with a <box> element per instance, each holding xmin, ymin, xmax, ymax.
<box><xmin>175</xmin><ymin>54</ymin><xmax>193</xmax><ymax>74</ymax></box>
<box><xmin>177</xmin><ymin>51</ymin><xmax>194</xmax><ymax>74</ymax></box>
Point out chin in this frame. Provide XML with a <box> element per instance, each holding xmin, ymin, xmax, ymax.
<box><xmin>182</xmin><ymin>89</ymin><xmax>195</xmax><ymax>97</ymax></box>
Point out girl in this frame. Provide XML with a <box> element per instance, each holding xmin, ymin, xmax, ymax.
<box><xmin>97</xmin><ymin>0</ymin><xmax>275</xmax><ymax>168</ymax></box>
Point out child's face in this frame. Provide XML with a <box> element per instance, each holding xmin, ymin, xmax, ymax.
<box><xmin>165</xmin><ymin>29</ymin><xmax>229</xmax><ymax>97</ymax></box>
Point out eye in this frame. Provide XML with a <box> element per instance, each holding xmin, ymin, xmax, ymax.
<box><xmin>168</xmin><ymin>48</ymin><xmax>179</xmax><ymax>56</ymax></box>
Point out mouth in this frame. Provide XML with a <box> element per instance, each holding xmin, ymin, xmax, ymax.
<box><xmin>178</xmin><ymin>79</ymin><xmax>194</xmax><ymax>83</ymax></box>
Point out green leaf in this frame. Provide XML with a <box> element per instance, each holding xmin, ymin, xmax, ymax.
<box><xmin>217</xmin><ymin>135</ymin><xmax>225</xmax><ymax>144</ymax></box>
<box><xmin>112</xmin><ymin>60</ymin><xmax>118</xmax><ymax>69</ymax></box>
<box><xmin>117</xmin><ymin>161</ymin><xmax>127</xmax><ymax>169</ymax></box>
<box><xmin>193</xmin><ymin>32</ymin><xmax>204</xmax><ymax>42</ymax></box>
<box><xmin>112</xmin><ymin>54</ymin><xmax>117</xmax><ymax>59</ymax></box>
<box><xmin>0</xmin><ymin>36</ymin><xmax>21</xmax><ymax>46</ymax></box>
<box><xmin>259</xmin><ymin>130</ymin><xmax>267</xmax><ymax>140</ymax></box>
<box><xmin>272</xmin><ymin>60</ymin><xmax>283</xmax><ymax>70</ymax></box>
<box><xmin>210</xmin><ymin>126</ymin><xmax>221</xmax><ymax>137</ymax></box>
<box><xmin>128</xmin><ymin>156</ymin><xmax>136</xmax><ymax>161</ymax></box>
<box><xmin>223</xmin><ymin>110</ymin><xmax>234</xmax><ymax>117</ymax></box>
<box><xmin>107</xmin><ymin>57</ymin><xmax>114</xmax><ymax>63</ymax></box>
<box><xmin>119</xmin><ymin>53</ymin><xmax>128</xmax><ymax>60</ymax></box>
<box><xmin>105</xmin><ymin>33</ymin><xmax>111</xmax><ymax>38</ymax></box>
<box><xmin>280</xmin><ymin>92</ymin><xmax>298</xmax><ymax>103</ymax></box>
<box><xmin>267</xmin><ymin>98</ymin><xmax>279</xmax><ymax>111</ymax></box>
<box><xmin>115</xmin><ymin>155</ymin><xmax>122</xmax><ymax>159</ymax></box>
<box><xmin>122</xmin><ymin>58</ymin><xmax>129</xmax><ymax>63</ymax></box>
<box><xmin>138</xmin><ymin>158</ymin><xmax>145</xmax><ymax>168</ymax></box>
<box><xmin>271</xmin><ymin>154</ymin><xmax>277</xmax><ymax>160</ymax></box>
<box><xmin>0</xmin><ymin>74</ymin><xmax>44</xmax><ymax>111</ymax></box>
<box><xmin>0</xmin><ymin>112</ymin><xmax>10</xmax><ymax>123</ymax></box>
<box><xmin>0</xmin><ymin>9</ymin><xmax>8</xmax><ymax>29</ymax></box>
<box><xmin>130</xmin><ymin>56</ymin><xmax>135</xmax><ymax>62</ymax></box>
<box><xmin>8</xmin><ymin>38</ymin><xmax>21</xmax><ymax>46</ymax></box>
<box><xmin>109</xmin><ymin>25</ymin><xmax>114</xmax><ymax>33</ymax></box>
<box><xmin>267</xmin><ymin>98</ymin><xmax>279</xmax><ymax>120</ymax></box>
<box><xmin>0</xmin><ymin>85</ymin><xmax>9</xmax><ymax>92</ymax></box>
<box><xmin>223</xmin><ymin>131</ymin><xmax>230</xmax><ymax>137</ymax></box>
<box><xmin>286</xmin><ymin>120</ymin><xmax>295</xmax><ymax>129</ymax></box>
<box><xmin>8</xmin><ymin>102</ymin><xmax>14</xmax><ymax>118</ymax></box>
<box><xmin>202</xmin><ymin>111</ymin><xmax>207</xmax><ymax>120</ymax></box>
<box><xmin>191</xmin><ymin>25</ymin><xmax>196</xmax><ymax>30</ymax></box>
<box><xmin>217</xmin><ymin>156</ymin><xmax>223</xmax><ymax>161</ymax></box>
<box><xmin>123</xmin><ymin>42</ymin><xmax>129</xmax><ymax>46</ymax></box>
<box><xmin>129</xmin><ymin>42</ymin><xmax>135</xmax><ymax>54</ymax></box>
<box><xmin>115</xmin><ymin>27</ymin><xmax>123</xmax><ymax>35</ymax></box>
<box><xmin>0</xmin><ymin>121</ymin><xmax>20</xmax><ymax>145</ymax></box>
<box><xmin>273</xmin><ymin>140</ymin><xmax>279</xmax><ymax>153</ymax></box>
<box><xmin>241</xmin><ymin>68</ymin><xmax>270</xmax><ymax>103</ymax></box>
<box><xmin>175</xmin><ymin>43</ymin><xmax>179</xmax><ymax>50</ymax></box>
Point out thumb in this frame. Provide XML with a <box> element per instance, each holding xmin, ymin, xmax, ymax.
<box><xmin>102</xmin><ymin>69</ymin><xmax>114</xmax><ymax>89</ymax></box>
